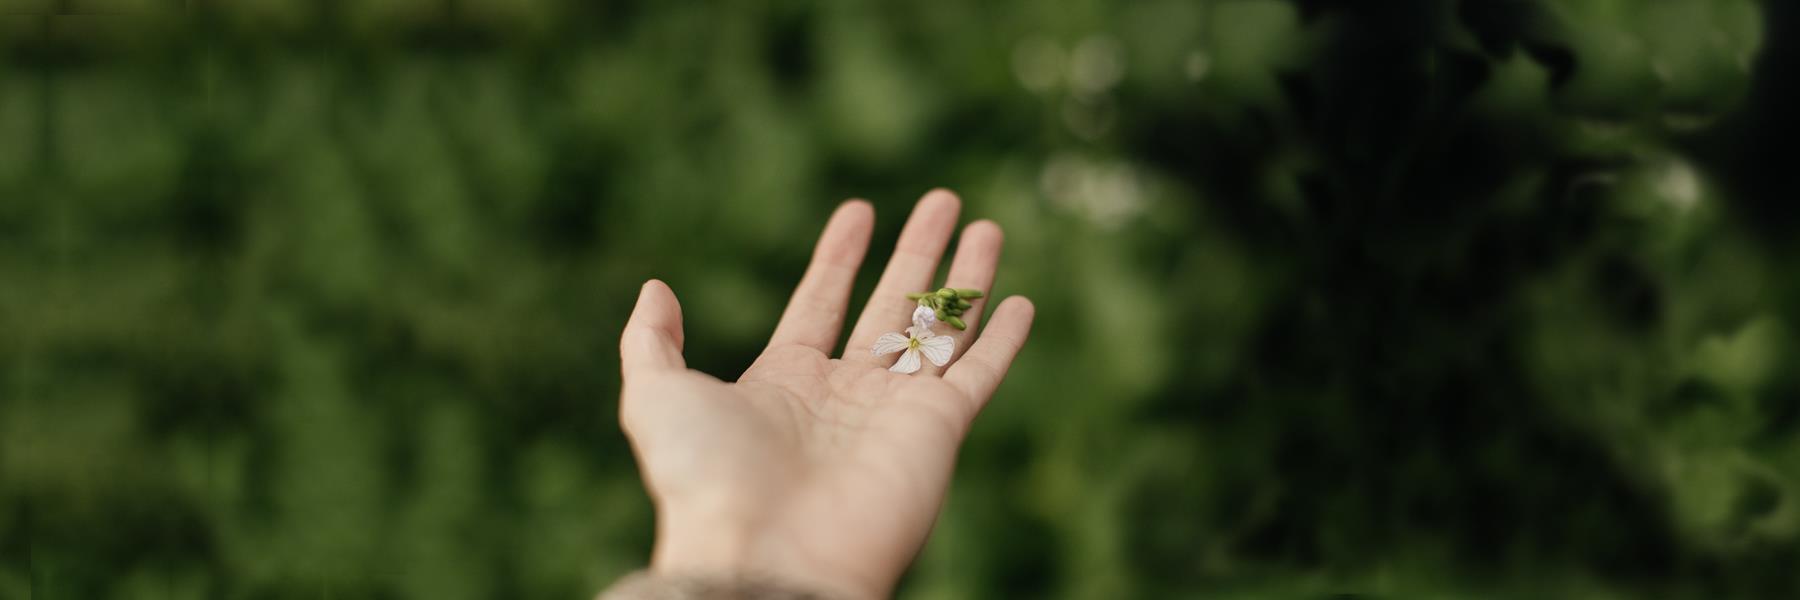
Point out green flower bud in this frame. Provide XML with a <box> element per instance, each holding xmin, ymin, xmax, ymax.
<box><xmin>936</xmin><ymin>288</ymin><xmax>956</xmax><ymax>299</ymax></box>
<box><xmin>955</xmin><ymin>289</ymin><xmax>983</xmax><ymax>299</ymax></box>
<box><xmin>935</xmin><ymin>308</ymin><xmax>949</xmax><ymax>322</ymax></box>
<box><xmin>955</xmin><ymin>298</ymin><xmax>972</xmax><ymax>309</ymax></box>
<box><xmin>946</xmin><ymin>315</ymin><xmax>967</xmax><ymax>330</ymax></box>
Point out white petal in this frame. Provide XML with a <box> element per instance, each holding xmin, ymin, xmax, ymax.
<box><xmin>917</xmin><ymin>335</ymin><xmax>954</xmax><ymax>366</ymax></box>
<box><xmin>912</xmin><ymin>305</ymin><xmax>938</xmax><ymax>329</ymax></box>
<box><xmin>889</xmin><ymin>348</ymin><xmax>922</xmax><ymax>374</ymax></box>
<box><xmin>871</xmin><ymin>332</ymin><xmax>910</xmax><ymax>356</ymax></box>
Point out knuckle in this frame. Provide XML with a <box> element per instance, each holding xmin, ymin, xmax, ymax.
<box><xmin>887</xmin><ymin>247</ymin><xmax>942</xmax><ymax>267</ymax></box>
<box><xmin>987</xmin><ymin>333</ymin><xmax>1025</xmax><ymax>355</ymax></box>
<box><xmin>960</xmin><ymin>354</ymin><xmax>1002</xmax><ymax>380</ymax></box>
<box><xmin>619</xmin><ymin>326</ymin><xmax>651</xmax><ymax>352</ymax></box>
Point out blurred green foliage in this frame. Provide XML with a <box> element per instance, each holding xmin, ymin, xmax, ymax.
<box><xmin>3</xmin><ymin>0</ymin><xmax>1797</xmax><ymax>597</ymax></box>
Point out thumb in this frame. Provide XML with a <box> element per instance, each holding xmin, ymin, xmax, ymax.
<box><xmin>620</xmin><ymin>279</ymin><xmax>686</xmax><ymax>377</ymax></box>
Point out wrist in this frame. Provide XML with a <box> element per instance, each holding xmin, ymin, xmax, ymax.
<box><xmin>649</xmin><ymin>509</ymin><xmax>751</xmax><ymax>577</ymax></box>
<box><xmin>600</xmin><ymin>569</ymin><xmax>835</xmax><ymax>600</ymax></box>
<box><xmin>649</xmin><ymin>510</ymin><xmax>881</xmax><ymax>600</ymax></box>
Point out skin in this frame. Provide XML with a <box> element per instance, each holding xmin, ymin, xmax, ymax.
<box><xmin>618</xmin><ymin>189</ymin><xmax>1036</xmax><ymax>599</ymax></box>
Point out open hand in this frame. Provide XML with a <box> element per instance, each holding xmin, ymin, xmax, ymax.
<box><xmin>617</xmin><ymin>189</ymin><xmax>1035</xmax><ymax>598</ymax></box>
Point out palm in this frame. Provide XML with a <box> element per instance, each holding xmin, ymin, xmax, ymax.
<box><xmin>626</xmin><ymin>347</ymin><xmax>970</xmax><ymax>584</ymax></box>
<box><xmin>618</xmin><ymin>191</ymin><xmax>1034</xmax><ymax>599</ymax></box>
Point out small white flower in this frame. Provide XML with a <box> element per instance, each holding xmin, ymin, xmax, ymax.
<box><xmin>912</xmin><ymin>305</ymin><xmax>938</xmax><ymax>328</ymax></box>
<box><xmin>871</xmin><ymin>323</ymin><xmax>954</xmax><ymax>374</ymax></box>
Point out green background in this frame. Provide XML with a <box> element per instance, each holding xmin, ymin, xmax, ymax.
<box><xmin>4</xmin><ymin>0</ymin><xmax>1797</xmax><ymax>597</ymax></box>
